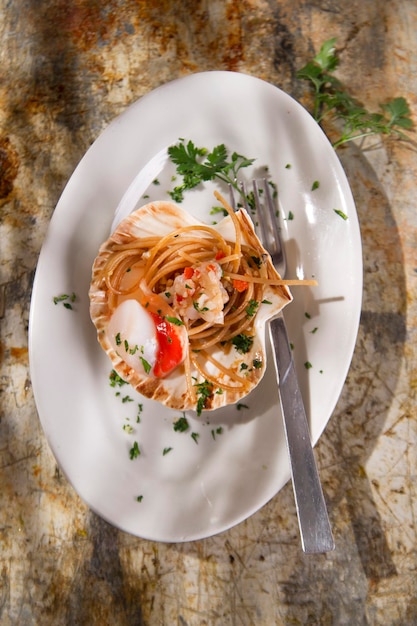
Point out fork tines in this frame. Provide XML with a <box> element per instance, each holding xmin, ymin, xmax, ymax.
<box><xmin>230</xmin><ymin>179</ymin><xmax>286</xmax><ymax>278</ymax></box>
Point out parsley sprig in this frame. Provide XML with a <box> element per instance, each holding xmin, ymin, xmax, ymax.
<box><xmin>167</xmin><ymin>140</ymin><xmax>255</xmax><ymax>202</ymax></box>
<box><xmin>297</xmin><ymin>38</ymin><xmax>413</xmax><ymax>148</ymax></box>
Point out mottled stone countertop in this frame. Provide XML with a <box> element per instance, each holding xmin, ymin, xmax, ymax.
<box><xmin>1</xmin><ymin>1</ymin><xmax>417</xmax><ymax>624</ymax></box>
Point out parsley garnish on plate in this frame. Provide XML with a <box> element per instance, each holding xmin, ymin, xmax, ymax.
<box><xmin>334</xmin><ymin>209</ymin><xmax>348</xmax><ymax>220</ymax></box>
<box><xmin>167</xmin><ymin>139</ymin><xmax>255</xmax><ymax>202</ymax></box>
<box><xmin>109</xmin><ymin>369</ymin><xmax>127</xmax><ymax>388</ymax></box>
<box><xmin>173</xmin><ymin>414</ymin><xmax>189</xmax><ymax>432</ymax></box>
<box><xmin>129</xmin><ymin>441</ymin><xmax>140</xmax><ymax>460</ymax></box>
<box><xmin>53</xmin><ymin>292</ymin><xmax>77</xmax><ymax>309</ymax></box>
<box><xmin>211</xmin><ymin>427</ymin><xmax>223</xmax><ymax>440</ymax></box>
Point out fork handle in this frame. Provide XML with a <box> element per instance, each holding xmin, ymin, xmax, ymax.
<box><xmin>269</xmin><ymin>315</ymin><xmax>335</xmax><ymax>553</ymax></box>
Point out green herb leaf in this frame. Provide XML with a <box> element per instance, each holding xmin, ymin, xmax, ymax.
<box><xmin>211</xmin><ymin>426</ymin><xmax>224</xmax><ymax>440</ymax></box>
<box><xmin>173</xmin><ymin>414</ymin><xmax>189</xmax><ymax>432</ymax></box>
<box><xmin>231</xmin><ymin>333</ymin><xmax>254</xmax><ymax>354</ymax></box>
<box><xmin>109</xmin><ymin>369</ymin><xmax>127</xmax><ymax>388</ymax></box>
<box><xmin>53</xmin><ymin>292</ymin><xmax>77</xmax><ymax>307</ymax></box>
<box><xmin>245</xmin><ymin>299</ymin><xmax>259</xmax><ymax>317</ymax></box>
<box><xmin>167</xmin><ymin>139</ymin><xmax>255</xmax><ymax>202</ymax></box>
<box><xmin>193</xmin><ymin>301</ymin><xmax>209</xmax><ymax>313</ymax></box>
<box><xmin>194</xmin><ymin>380</ymin><xmax>214</xmax><ymax>416</ymax></box>
<box><xmin>296</xmin><ymin>38</ymin><xmax>414</xmax><ymax>147</ymax></box>
<box><xmin>129</xmin><ymin>441</ymin><xmax>140</xmax><ymax>460</ymax></box>
<box><xmin>165</xmin><ymin>316</ymin><xmax>184</xmax><ymax>326</ymax></box>
<box><xmin>140</xmin><ymin>356</ymin><xmax>152</xmax><ymax>374</ymax></box>
<box><xmin>334</xmin><ymin>208</ymin><xmax>348</xmax><ymax>220</ymax></box>
<box><xmin>137</xmin><ymin>403</ymin><xmax>143</xmax><ymax>423</ymax></box>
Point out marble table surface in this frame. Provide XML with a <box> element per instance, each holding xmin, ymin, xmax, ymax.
<box><xmin>1</xmin><ymin>1</ymin><xmax>416</xmax><ymax>624</ymax></box>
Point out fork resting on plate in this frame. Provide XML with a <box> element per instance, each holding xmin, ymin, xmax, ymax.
<box><xmin>231</xmin><ymin>180</ymin><xmax>335</xmax><ymax>554</ymax></box>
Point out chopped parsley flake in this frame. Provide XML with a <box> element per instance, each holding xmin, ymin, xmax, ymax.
<box><xmin>163</xmin><ymin>447</ymin><xmax>173</xmax><ymax>456</ymax></box>
<box><xmin>173</xmin><ymin>414</ymin><xmax>189</xmax><ymax>432</ymax></box>
<box><xmin>252</xmin><ymin>359</ymin><xmax>262</xmax><ymax>369</ymax></box>
<box><xmin>334</xmin><ymin>209</ymin><xmax>348</xmax><ymax>220</ymax></box>
<box><xmin>261</xmin><ymin>299</ymin><xmax>272</xmax><ymax>305</ymax></box>
<box><xmin>311</xmin><ymin>180</ymin><xmax>320</xmax><ymax>191</ymax></box>
<box><xmin>122</xmin><ymin>395</ymin><xmax>133</xmax><ymax>403</ymax></box>
<box><xmin>232</xmin><ymin>333</ymin><xmax>254</xmax><ymax>354</ymax></box>
<box><xmin>210</xmin><ymin>205</ymin><xmax>228</xmax><ymax>216</ymax></box>
<box><xmin>136</xmin><ymin>495</ymin><xmax>143</xmax><ymax>502</ymax></box>
<box><xmin>193</xmin><ymin>301</ymin><xmax>209</xmax><ymax>313</ymax></box>
<box><xmin>109</xmin><ymin>370</ymin><xmax>127</xmax><ymax>387</ymax></box>
<box><xmin>129</xmin><ymin>441</ymin><xmax>140</xmax><ymax>460</ymax></box>
<box><xmin>140</xmin><ymin>356</ymin><xmax>152</xmax><ymax>374</ymax></box>
<box><xmin>53</xmin><ymin>292</ymin><xmax>77</xmax><ymax>309</ymax></box>
<box><xmin>137</xmin><ymin>403</ymin><xmax>143</xmax><ymax>423</ymax></box>
<box><xmin>304</xmin><ymin>361</ymin><xmax>313</xmax><ymax>369</ymax></box>
<box><xmin>115</xmin><ymin>333</ymin><xmax>121</xmax><ymax>346</ymax></box>
<box><xmin>123</xmin><ymin>424</ymin><xmax>134</xmax><ymax>434</ymax></box>
<box><xmin>237</xmin><ymin>403</ymin><xmax>249</xmax><ymax>411</ymax></box>
<box><xmin>211</xmin><ymin>427</ymin><xmax>223</xmax><ymax>440</ymax></box>
<box><xmin>194</xmin><ymin>380</ymin><xmax>214</xmax><ymax>416</ymax></box>
<box><xmin>245</xmin><ymin>299</ymin><xmax>259</xmax><ymax>317</ymax></box>
<box><xmin>166</xmin><ymin>316</ymin><xmax>184</xmax><ymax>326</ymax></box>
<box><xmin>191</xmin><ymin>432</ymin><xmax>200</xmax><ymax>444</ymax></box>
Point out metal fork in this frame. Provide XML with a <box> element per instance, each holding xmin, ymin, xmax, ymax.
<box><xmin>231</xmin><ymin>179</ymin><xmax>335</xmax><ymax>553</ymax></box>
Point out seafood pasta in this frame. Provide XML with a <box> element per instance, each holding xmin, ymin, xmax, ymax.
<box><xmin>89</xmin><ymin>193</ymin><xmax>293</xmax><ymax>412</ymax></box>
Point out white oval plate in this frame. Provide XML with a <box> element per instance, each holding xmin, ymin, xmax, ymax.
<box><xmin>29</xmin><ymin>71</ymin><xmax>362</xmax><ymax>542</ymax></box>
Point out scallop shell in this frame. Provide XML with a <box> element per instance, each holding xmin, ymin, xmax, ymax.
<box><xmin>89</xmin><ymin>201</ymin><xmax>292</xmax><ymax>412</ymax></box>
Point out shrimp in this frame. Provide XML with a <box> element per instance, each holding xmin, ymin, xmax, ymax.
<box><xmin>170</xmin><ymin>261</ymin><xmax>229</xmax><ymax>325</ymax></box>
